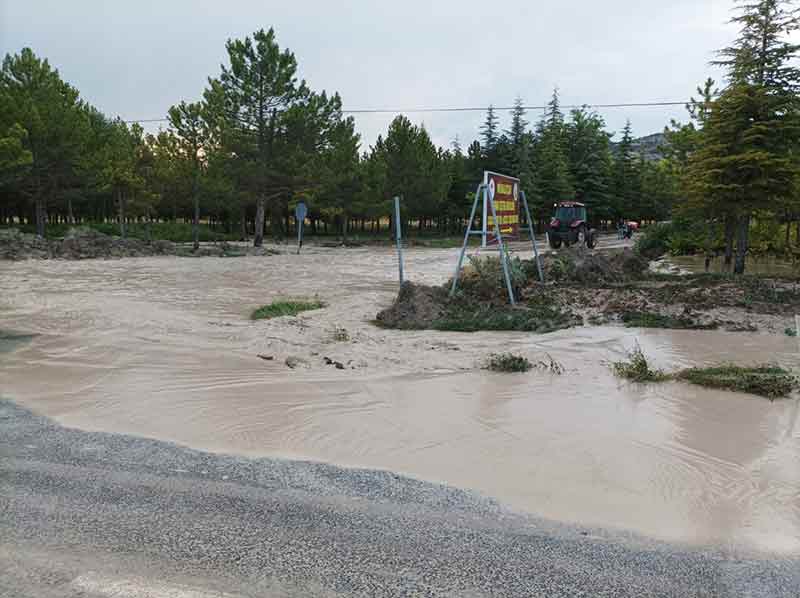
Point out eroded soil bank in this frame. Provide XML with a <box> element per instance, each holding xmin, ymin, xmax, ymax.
<box><xmin>378</xmin><ymin>247</ymin><xmax>800</xmax><ymax>334</ymax></box>
<box><xmin>1</xmin><ymin>246</ymin><xmax>799</xmax><ymax>553</ymax></box>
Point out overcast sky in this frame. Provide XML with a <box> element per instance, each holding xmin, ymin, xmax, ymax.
<box><xmin>2</xmin><ymin>0</ymin><xmax>739</xmax><ymax>149</ymax></box>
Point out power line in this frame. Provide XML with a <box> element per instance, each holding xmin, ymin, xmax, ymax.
<box><xmin>123</xmin><ymin>100</ymin><xmax>689</xmax><ymax>124</ymax></box>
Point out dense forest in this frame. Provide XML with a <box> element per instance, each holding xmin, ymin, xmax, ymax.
<box><xmin>0</xmin><ymin>29</ymin><xmax>676</xmax><ymax>246</ymax></box>
<box><xmin>1</xmin><ymin>0</ymin><xmax>799</xmax><ymax>273</ymax></box>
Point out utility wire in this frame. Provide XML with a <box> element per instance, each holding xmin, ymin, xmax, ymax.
<box><xmin>123</xmin><ymin>100</ymin><xmax>688</xmax><ymax>124</ymax></box>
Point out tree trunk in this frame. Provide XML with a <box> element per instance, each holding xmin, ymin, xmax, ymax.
<box><xmin>733</xmin><ymin>214</ymin><xmax>750</xmax><ymax>275</ymax></box>
<box><xmin>192</xmin><ymin>193</ymin><xmax>200</xmax><ymax>252</ymax></box>
<box><xmin>253</xmin><ymin>197</ymin><xmax>265</xmax><ymax>247</ymax></box>
<box><xmin>35</xmin><ymin>197</ymin><xmax>45</xmax><ymax>238</ymax></box>
<box><xmin>724</xmin><ymin>215</ymin><xmax>735</xmax><ymax>266</ymax></box>
<box><xmin>786</xmin><ymin>220</ymin><xmax>792</xmax><ymax>249</ymax></box>
<box><xmin>67</xmin><ymin>197</ymin><xmax>74</xmax><ymax>225</ymax></box>
<box><xmin>118</xmin><ymin>190</ymin><xmax>127</xmax><ymax>238</ymax></box>
<box><xmin>796</xmin><ymin>220</ymin><xmax>800</xmax><ymax>247</ymax></box>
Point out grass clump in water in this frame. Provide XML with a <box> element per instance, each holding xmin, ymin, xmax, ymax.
<box><xmin>675</xmin><ymin>365</ymin><xmax>798</xmax><ymax>400</ymax></box>
<box><xmin>786</xmin><ymin>327</ymin><xmax>798</xmax><ymax>337</ymax></box>
<box><xmin>251</xmin><ymin>299</ymin><xmax>326</xmax><ymax>320</ymax></box>
<box><xmin>612</xmin><ymin>344</ymin><xmax>669</xmax><ymax>382</ymax></box>
<box><xmin>621</xmin><ymin>311</ymin><xmax>718</xmax><ymax>330</ymax></box>
<box><xmin>486</xmin><ymin>353</ymin><xmax>532</xmax><ymax>373</ymax></box>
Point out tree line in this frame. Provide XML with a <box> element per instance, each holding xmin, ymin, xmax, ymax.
<box><xmin>665</xmin><ymin>0</ymin><xmax>800</xmax><ymax>273</ymax></box>
<box><xmin>0</xmin><ymin>27</ymin><xmax>682</xmax><ymax>249</ymax></box>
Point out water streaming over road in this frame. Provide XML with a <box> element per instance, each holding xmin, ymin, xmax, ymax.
<box><xmin>2</xmin><ymin>247</ymin><xmax>799</xmax><ymax>553</ymax></box>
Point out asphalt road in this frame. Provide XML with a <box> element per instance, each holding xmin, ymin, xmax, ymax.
<box><xmin>2</xmin><ymin>398</ymin><xmax>798</xmax><ymax>598</ymax></box>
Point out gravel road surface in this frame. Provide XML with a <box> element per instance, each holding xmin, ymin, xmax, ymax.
<box><xmin>2</xmin><ymin>398</ymin><xmax>798</xmax><ymax>597</ymax></box>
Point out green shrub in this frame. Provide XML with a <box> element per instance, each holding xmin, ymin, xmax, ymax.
<box><xmin>611</xmin><ymin>344</ymin><xmax>668</xmax><ymax>382</ymax></box>
<box><xmin>460</xmin><ymin>255</ymin><xmax>528</xmax><ymax>299</ymax></box>
<box><xmin>486</xmin><ymin>353</ymin><xmax>532</xmax><ymax>372</ymax></box>
<box><xmin>251</xmin><ymin>299</ymin><xmax>326</xmax><ymax>320</ymax></box>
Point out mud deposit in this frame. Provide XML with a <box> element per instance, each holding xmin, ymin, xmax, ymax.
<box><xmin>2</xmin><ymin>247</ymin><xmax>800</xmax><ymax>554</ymax></box>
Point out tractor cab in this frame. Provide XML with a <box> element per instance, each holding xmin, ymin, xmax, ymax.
<box><xmin>548</xmin><ymin>201</ymin><xmax>596</xmax><ymax>249</ymax></box>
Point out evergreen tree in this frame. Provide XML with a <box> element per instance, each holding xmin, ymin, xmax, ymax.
<box><xmin>506</xmin><ymin>97</ymin><xmax>528</xmax><ymax>147</ymax></box>
<box><xmin>612</xmin><ymin>120</ymin><xmax>642</xmax><ymax>219</ymax></box>
<box><xmin>689</xmin><ymin>0</ymin><xmax>800</xmax><ymax>273</ymax></box>
<box><xmin>566</xmin><ymin>108</ymin><xmax>613</xmax><ymax>223</ymax></box>
<box><xmin>0</xmin><ymin>48</ymin><xmax>87</xmax><ymax>235</ymax></box>
<box><xmin>168</xmin><ymin>101</ymin><xmax>207</xmax><ymax>250</ymax></box>
<box><xmin>218</xmin><ymin>28</ymin><xmax>302</xmax><ymax>247</ymax></box>
<box><xmin>532</xmin><ymin>89</ymin><xmax>573</xmax><ymax>223</ymax></box>
<box><xmin>480</xmin><ymin>105</ymin><xmax>499</xmax><ymax>155</ymax></box>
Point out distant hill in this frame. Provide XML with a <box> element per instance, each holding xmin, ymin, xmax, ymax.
<box><xmin>611</xmin><ymin>132</ymin><xmax>667</xmax><ymax>162</ymax></box>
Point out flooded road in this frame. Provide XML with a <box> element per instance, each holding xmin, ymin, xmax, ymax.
<box><xmin>667</xmin><ymin>254</ymin><xmax>800</xmax><ymax>277</ymax></box>
<box><xmin>2</xmin><ymin>247</ymin><xmax>799</xmax><ymax>554</ymax></box>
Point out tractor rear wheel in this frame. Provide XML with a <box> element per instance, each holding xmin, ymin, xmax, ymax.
<box><xmin>576</xmin><ymin>226</ymin><xmax>586</xmax><ymax>246</ymax></box>
<box><xmin>586</xmin><ymin>229</ymin><xmax>597</xmax><ymax>249</ymax></box>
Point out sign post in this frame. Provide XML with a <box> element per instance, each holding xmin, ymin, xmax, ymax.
<box><xmin>451</xmin><ymin>171</ymin><xmax>521</xmax><ymax>304</ymax></box>
<box><xmin>295</xmin><ymin>201</ymin><xmax>307</xmax><ymax>254</ymax></box>
<box><xmin>394</xmin><ymin>196</ymin><xmax>404</xmax><ymax>285</ymax></box>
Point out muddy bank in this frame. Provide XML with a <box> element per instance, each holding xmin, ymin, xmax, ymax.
<box><xmin>378</xmin><ymin>247</ymin><xmax>800</xmax><ymax>334</ymax></box>
<box><xmin>0</xmin><ymin>227</ymin><xmax>277</xmax><ymax>260</ymax></box>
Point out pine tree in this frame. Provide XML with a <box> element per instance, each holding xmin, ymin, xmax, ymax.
<box><xmin>689</xmin><ymin>0</ymin><xmax>800</xmax><ymax>274</ymax></box>
<box><xmin>480</xmin><ymin>105</ymin><xmax>499</xmax><ymax>155</ymax></box>
<box><xmin>219</xmin><ymin>28</ymin><xmax>302</xmax><ymax>247</ymax></box>
<box><xmin>506</xmin><ymin>97</ymin><xmax>528</xmax><ymax>147</ymax></box>
<box><xmin>566</xmin><ymin>108</ymin><xmax>613</xmax><ymax>223</ymax></box>
<box><xmin>0</xmin><ymin>48</ymin><xmax>87</xmax><ymax>236</ymax></box>
<box><xmin>612</xmin><ymin>120</ymin><xmax>642</xmax><ymax>220</ymax></box>
<box><xmin>168</xmin><ymin>101</ymin><xmax>206</xmax><ymax>250</ymax></box>
<box><xmin>532</xmin><ymin>89</ymin><xmax>573</xmax><ymax>223</ymax></box>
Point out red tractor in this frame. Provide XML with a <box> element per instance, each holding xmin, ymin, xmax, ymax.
<box><xmin>548</xmin><ymin>201</ymin><xmax>597</xmax><ymax>249</ymax></box>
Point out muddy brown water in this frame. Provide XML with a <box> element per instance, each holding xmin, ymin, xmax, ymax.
<box><xmin>666</xmin><ymin>254</ymin><xmax>800</xmax><ymax>277</ymax></box>
<box><xmin>2</xmin><ymin>247</ymin><xmax>799</xmax><ymax>554</ymax></box>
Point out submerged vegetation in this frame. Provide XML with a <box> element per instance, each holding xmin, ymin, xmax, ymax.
<box><xmin>251</xmin><ymin>299</ymin><xmax>326</xmax><ymax>320</ymax></box>
<box><xmin>485</xmin><ymin>353</ymin><xmax>532</xmax><ymax>373</ymax></box>
<box><xmin>612</xmin><ymin>345</ymin><xmax>669</xmax><ymax>383</ymax></box>
<box><xmin>620</xmin><ymin>311</ymin><xmax>718</xmax><ymax>330</ymax></box>
<box><xmin>612</xmin><ymin>345</ymin><xmax>798</xmax><ymax>399</ymax></box>
<box><xmin>675</xmin><ymin>365</ymin><xmax>798</xmax><ymax>400</ymax></box>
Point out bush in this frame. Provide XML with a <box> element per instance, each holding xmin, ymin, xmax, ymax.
<box><xmin>460</xmin><ymin>255</ymin><xmax>528</xmax><ymax>300</ymax></box>
<box><xmin>251</xmin><ymin>299</ymin><xmax>326</xmax><ymax>320</ymax></box>
<box><xmin>635</xmin><ymin>222</ymin><xmax>673</xmax><ymax>260</ymax></box>
<box><xmin>486</xmin><ymin>353</ymin><xmax>532</xmax><ymax>372</ymax></box>
<box><xmin>611</xmin><ymin>344</ymin><xmax>668</xmax><ymax>382</ymax></box>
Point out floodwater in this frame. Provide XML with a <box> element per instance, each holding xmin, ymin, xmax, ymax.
<box><xmin>667</xmin><ymin>254</ymin><xmax>800</xmax><ymax>277</ymax></box>
<box><xmin>1</xmin><ymin>247</ymin><xmax>799</xmax><ymax>554</ymax></box>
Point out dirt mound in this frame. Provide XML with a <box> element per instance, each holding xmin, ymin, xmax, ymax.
<box><xmin>376</xmin><ymin>282</ymin><xmax>448</xmax><ymax>329</ymax></box>
<box><xmin>50</xmin><ymin>227</ymin><xmax>176</xmax><ymax>259</ymax></box>
<box><xmin>543</xmin><ymin>246</ymin><xmax>647</xmax><ymax>283</ymax></box>
<box><xmin>0</xmin><ymin>229</ymin><xmax>50</xmax><ymax>260</ymax></box>
<box><xmin>0</xmin><ymin>227</ymin><xmax>267</xmax><ymax>260</ymax></box>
